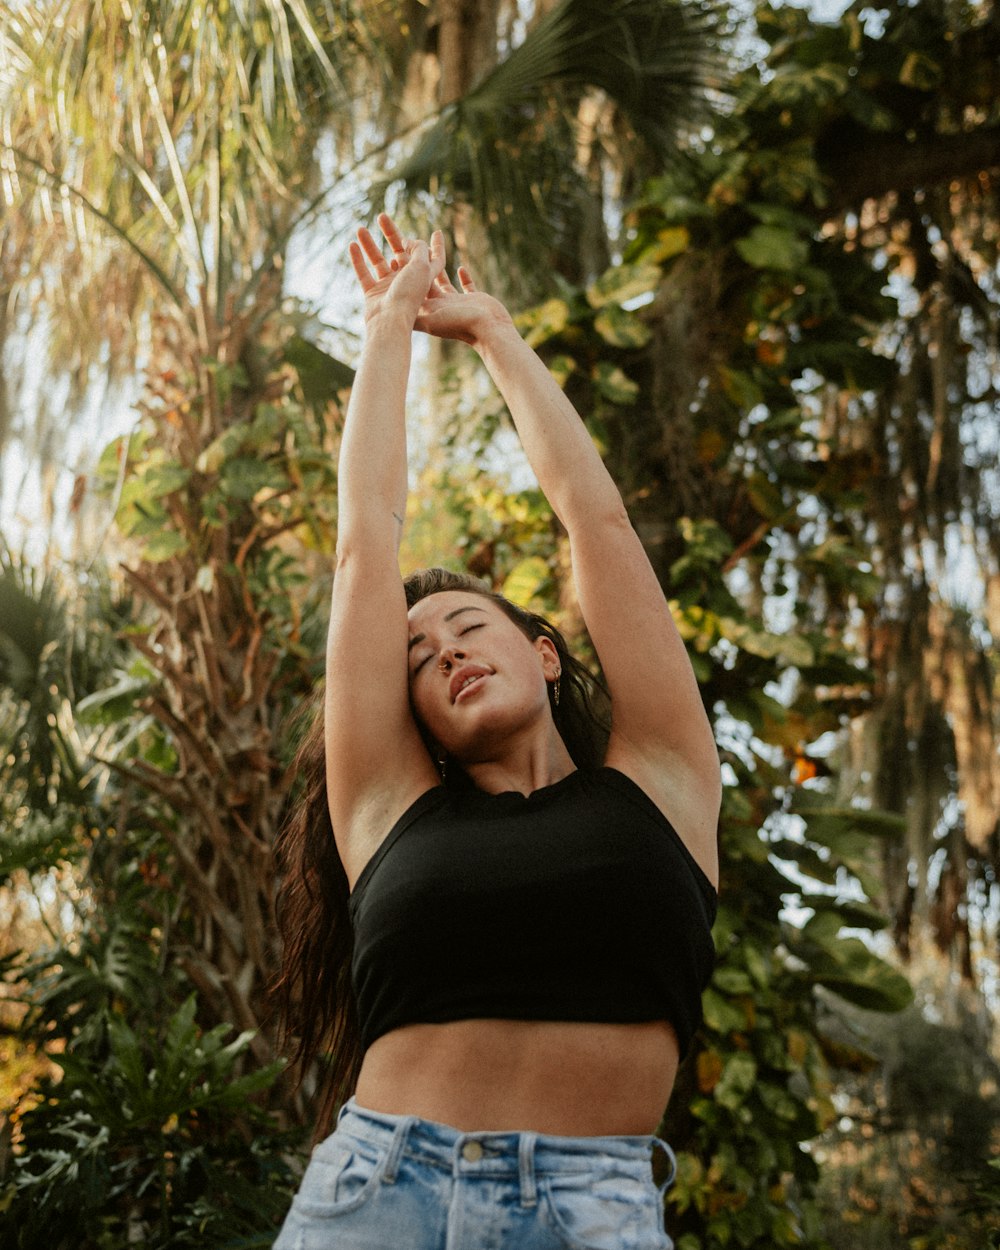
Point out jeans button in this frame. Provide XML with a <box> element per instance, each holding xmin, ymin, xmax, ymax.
<box><xmin>461</xmin><ymin>1140</ymin><xmax>484</xmax><ymax>1162</ymax></box>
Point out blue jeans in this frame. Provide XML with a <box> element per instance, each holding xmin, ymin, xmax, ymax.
<box><xmin>273</xmin><ymin>1097</ymin><xmax>677</xmax><ymax>1249</ymax></box>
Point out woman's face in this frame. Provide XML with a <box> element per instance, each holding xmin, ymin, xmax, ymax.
<box><xmin>406</xmin><ymin>591</ymin><xmax>559</xmax><ymax>761</ymax></box>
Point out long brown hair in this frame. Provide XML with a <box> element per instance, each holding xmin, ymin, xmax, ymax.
<box><xmin>273</xmin><ymin>568</ymin><xmax>610</xmax><ymax>1139</ymax></box>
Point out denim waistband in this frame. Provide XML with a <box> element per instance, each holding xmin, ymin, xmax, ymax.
<box><xmin>335</xmin><ymin>1097</ymin><xmax>677</xmax><ymax>1198</ymax></box>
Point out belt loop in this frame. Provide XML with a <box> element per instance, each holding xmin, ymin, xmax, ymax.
<box><xmin>518</xmin><ymin>1131</ymin><xmax>538</xmax><ymax>1207</ymax></box>
<box><xmin>381</xmin><ymin>1115</ymin><xmax>414</xmax><ymax>1185</ymax></box>
<box><xmin>650</xmin><ymin>1137</ymin><xmax>677</xmax><ymax>1195</ymax></box>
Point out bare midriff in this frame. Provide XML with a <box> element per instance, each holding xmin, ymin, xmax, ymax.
<box><xmin>352</xmin><ymin>1017</ymin><xmax>680</xmax><ymax>1136</ymax></box>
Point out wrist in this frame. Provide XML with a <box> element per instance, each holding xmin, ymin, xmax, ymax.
<box><xmin>362</xmin><ymin>305</ymin><xmax>415</xmax><ymax>338</ymax></box>
<box><xmin>469</xmin><ymin>309</ymin><xmax>519</xmax><ymax>355</ymax></box>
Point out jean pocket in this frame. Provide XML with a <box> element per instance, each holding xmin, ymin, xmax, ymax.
<box><xmin>293</xmin><ymin>1133</ymin><xmax>387</xmax><ymax>1217</ymax></box>
<box><xmin>541</xmin><ymin>1166</ymin><xmax>668</xmax><ymax>1250</ymax></box>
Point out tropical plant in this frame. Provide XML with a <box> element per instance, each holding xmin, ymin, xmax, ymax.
<box><xmin>2</xmin><ymin>0</ymin><xmax>997</xmax><ymax>1246</ymax></box>
<box><xmin>501</xmin><ymin>2</ymin><xmax>999</xmax><ymax>1241</ymax></box>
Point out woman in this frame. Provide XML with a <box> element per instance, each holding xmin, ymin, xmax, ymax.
<box><xmin>273</xmin><ymin>216</ymin><xmax>720</xmax><ymax>1250</ymax></box>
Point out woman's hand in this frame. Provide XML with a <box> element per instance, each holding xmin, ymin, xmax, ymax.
<box><xmin>349</xmin><ymin>214</ymin><xmax>446</xmax><ymax>328</ymax></box>
<box><xmin>415</xmin><ymin>258</ymin><xmax>514</xmax><ymax>348</ymax></box>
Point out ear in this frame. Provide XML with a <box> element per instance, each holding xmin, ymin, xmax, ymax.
<box><xmin>533</xmin><ymin>635</ymin><xmax>561</xmax><ymax>679</ymax></box>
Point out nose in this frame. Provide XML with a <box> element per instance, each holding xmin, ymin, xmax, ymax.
<box><xmin>437</xmin><ymin>646</ymin><xmax>466</xmax><ymax>672</ymax></box>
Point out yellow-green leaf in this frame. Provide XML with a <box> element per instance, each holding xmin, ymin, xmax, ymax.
<box><xmin>594</xmin><ymin>305</ymin><xmax>652</xmax><ymax>348</ymax></box>
<box><xmin>547</xmin><ymin>355</ymin><xmax>576</xmax><ymax>388</ymax></box>
<box><xmin>515</xmin><ymin>298</ymin><xmax>571</xmax><ymax>348</ymax></box>
<box><xmin>586</xmin><ymin>263</ymin><xmax>661</xmax><ymax>309</ymax></box>
<box><xmin>638</xmin><ymin>225</ymin><xmax>689</xmax><ymax>264</ymax></box>
<box><xmin>141</xmin><ymin>531</ymin><xmax>189</xmax><ymax>563</ymax></box>
<box><xmin>593</xmin><ymin>362</ymin><xmax>639</xmax><ymax>405</ymax></box>
<box><xmin>735</xmin><ymin>224</ymin><xmax>809</xmax><ymax>272</ymax></box>
<box><xmin>502</xmin><ymin>557</ymin><xmax>550</xmax><ymax>608</ymax></box>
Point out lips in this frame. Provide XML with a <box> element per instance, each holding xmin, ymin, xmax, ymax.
<box><xmin>450</xmin><ymin>665</ymin><xmax>492</xmax><ymax>703</ymax></box>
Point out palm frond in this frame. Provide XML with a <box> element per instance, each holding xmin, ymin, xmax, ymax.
<box><xmin>381</xmin><ymin>0</ymin><xmax>731</xmax><ymax>232</ymax></box>
<box><xmin>0</xmin><ymin>0</ymin><xmax>352</xmax><ymax>370</ymax></box>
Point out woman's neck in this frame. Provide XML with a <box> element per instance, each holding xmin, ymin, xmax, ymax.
<box><xmin>462</xmin><ymin>727</ymin><xmax>576</xmax><ymax>797</ymax></box>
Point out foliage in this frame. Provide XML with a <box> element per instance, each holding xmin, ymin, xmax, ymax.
<box><xmin>4</xmin><ymin>990</ymin><xmax>297</xmax><ymax>1250</ymax></box>
<box><xmin>1</xmin><ymin>1</ymin><xmax>998</xmax><ymax>1247</ymax></box>
<box><xmin>0</xmin><ymin>554</ymin><xmax>304</xmax><ymax>1248</ymax></box>
<box><xmin>493</xmin><ymin>4</ymin><xmax>999</xmax><ymax>1244</ymax></box>
<box><xmin>813</xmin><ymin>997</ymin><xmax>1000</xmax><ymax>1249</ymax></box>
<box><xmin>382</xmin><ymin>0</ymin><xmax>728</xmax><ymax>265</ymax></box>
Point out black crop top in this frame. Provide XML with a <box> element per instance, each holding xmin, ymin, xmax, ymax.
<box><xmin>348</xmin><ymin>767</ymin><xmax>718</xmax><ymax>1055</ymax></box>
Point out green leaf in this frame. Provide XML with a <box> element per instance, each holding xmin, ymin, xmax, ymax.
<box><xmin>196</xmin><ymin>419</ymin><xmax>261</xmax><ymax>474</ymax></box>
<box><xmin>746</xmin><ymin>473</ymin><xmax>785</xmax><ymax>521</ymax></box>
<box><xmin>762</xmin><ymin>61</ymin><xmax>849</xmax><ymax>109</ymax></box>
<box><xmin>501</xmin><ymin>557</ymin><xmax>550</xmax><ymax>608</ymax></box>
<box><xmin>793</xmin><ymin>802</ymin><xmax>908</xmax><ymax>842</ymax></box>
<box><xmin>769</xmin><ymin>838</ymin><xmax>840</xmax><ymax>886</ymax></box>
<box><xmin>142</xmin><ymin>462</ymin><xmax>191</xmax><ymax>499</ymax></box>
<box><xmin>713</xmin><ymin>966</ymin><xmax>755</xmax><ymax>995</ymax></box>
<box><xmin>807</xmin><ymin>896</ymin><xmax>889</xmax><ymax>932</ymax></box>
<box><xmin>75</xmin><ymin>675</ymin><xmax>150</xmax><ymax>725</ymax></box>
<box><xmin>547</xmin><ymin>355</ymin><xmax>576</xmax><ymax>387</ymax></box>
<box><xmin>219</xmin><ymin>457</ymin><xmax>290</xmax><ymax>500</ymax></box>
<box><xmin>702</xmin><ymin>987</ymin><xmax>748</xmax><ymax>1035</ymax></box>
<box><xmin>516</xmin><ymin>298</ymin><xmax>571</xmax><ymax>348</ymax></box>
<box><xmin>757</xmin><ymin>1082</ymin><xmax>802</xmax><ymax>1123</ymax></box>
<box><xmin>742</xmin><ymin>942</ymin><xmax>770</xmax><ymax>988</ymax></box>
<box><xmin>735</xmin><ymin>225</ymin><xmax>810</xmax><ymax>272</ymax></box>
<box><xmin>637</xmin><ymin>225</ymin><xmax>689</xmax><ymax>264</ymax></box>
<box><xmin>140</xmin><ymin>530</ymin><xmax>190</xmax><ymax>563</ymax></box>
<box><xmin>718</xmin><ymin>619</ymin><xmax>815</xmax><ymax>667</ymax></box>
<box><xmin>802</xmin><ymin>908</ymin><xmax>842</xmax><ymax>945</ymax></box>
<box><xmin>843</xmin><ymin>86</ymin><xmax>900</xmax><ymax>132</ymax></box>
<box><xmin>718</xmin><ymin>366</ymin><xmax>763</xmax><ymax>409</ymax></box>
<box><xmin>807</xmin><ymin>937</ymin><xmax>913</xmax><ymax>1012</ymax></box>
<box><xmin>285</xmin><ymin>333</ymin><xmax>355</xmax><ymax>408</ymax></box>
<box><xmin>586</xmin><ymin>263</ymin><xmax>661</xmax><ymax>309</ymax></box>
<box><xmin>714</xmin><ymin>1052</ymin><xmax>758</xmax><ymax>1110</ymax></box>
<box><xmin>593</xmin><ymin>304</ymin><xmax>652</xmax><ymax>348</ymax></box>
<box><xmin>747</xmin><ymin>202</ymin><xmax>817</xmax><ymax>233</ymax></box>
<box><xmin>592</xmin><ymin>362</ymin><xmax>640</xmax><ymax>405</ymax></box>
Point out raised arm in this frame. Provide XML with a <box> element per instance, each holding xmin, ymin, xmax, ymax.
<box><xmin>417</xmin><ymin>261</ymin><xmax>720</xmax><ymax>884</ymax></box>
<box><xmin>324</xmin><ymin>218</ymin><xmax>442</xmax><ymax>869</ymax></box>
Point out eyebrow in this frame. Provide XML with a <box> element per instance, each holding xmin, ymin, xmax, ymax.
<box><xmin>407</xmin><ymin>605</ymin><xmax>487</xmax><ymax>654</ymax></box>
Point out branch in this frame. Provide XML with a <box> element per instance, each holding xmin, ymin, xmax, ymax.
<box><xmin>821</xmin><ymin>122</ymin><xmax>1000</xmax><ymax>210</ymax></box>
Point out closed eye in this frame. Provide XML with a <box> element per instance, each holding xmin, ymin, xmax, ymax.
<box><xmin>410</xmin><ymin>622</ymin><xmax>484</xmax><ymax>677</ymax></box>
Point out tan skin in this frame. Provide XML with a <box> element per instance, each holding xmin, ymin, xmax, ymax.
<box><xmin>326</xmin><ymin>216</ymin><xmax>721</xmax><ymax>1137</ymax></box>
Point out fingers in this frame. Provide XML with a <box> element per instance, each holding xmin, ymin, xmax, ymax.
<box><xmin>348</xmin><ymin>240</ymin><xmax>375</xmax><ymax>291</ymax></box>
<box><xmin>377</xmin><ymin>212</ymin><xmax>406</xmax><ymax>257</ymax></box>
<box><xmin>429</xmin><ymin>228</ymin><xmax>446</xmax><ymax>269</ymax></box>
<box><xmin>357</xmin><ymin>225</ymin><xmax>390</xmax><ymax>273</ymax></box>
<box><xmin>349</xmin><ymin>217</ymin><xmax>464</xmax><ymax>296</ymax></box>
<box><xmin>350</xmin><ymin>220</ymin><xmax>413</xmax><ymax>290</ymax></box>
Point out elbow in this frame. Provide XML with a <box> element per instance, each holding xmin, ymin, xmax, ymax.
<box><xmin>563</xmin><ymin>495</ymin><xmax>632</xmax><ymax>535</ymax></box>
